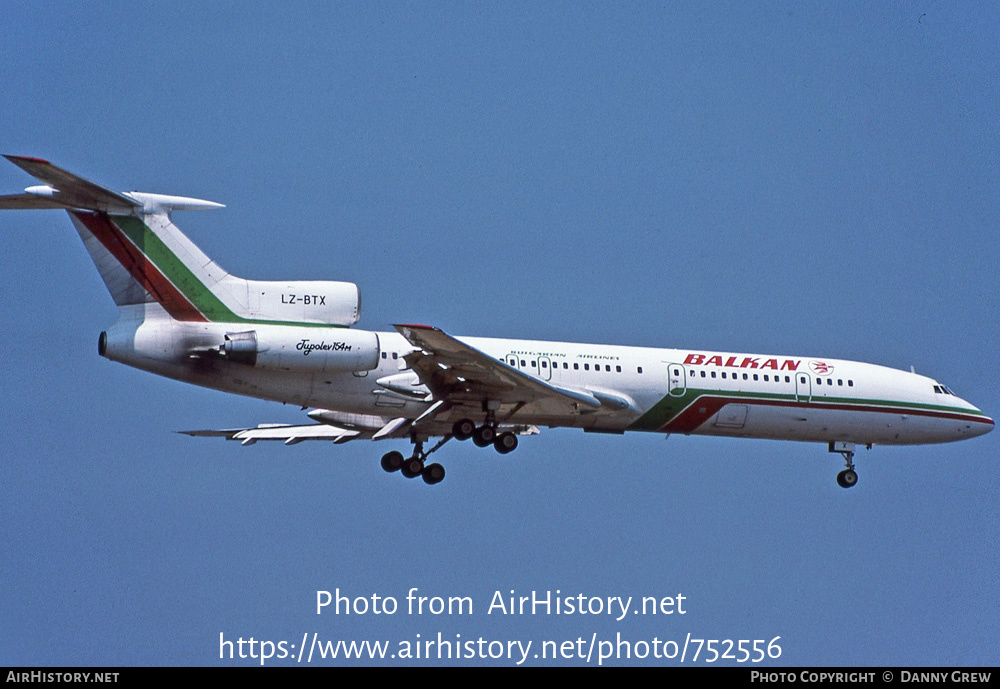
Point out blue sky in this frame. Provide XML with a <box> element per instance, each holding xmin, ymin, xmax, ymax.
<box><xmin>1</xmin><ymin>2</ymin><xmax>997</xmax><ymax>666</ymax></box>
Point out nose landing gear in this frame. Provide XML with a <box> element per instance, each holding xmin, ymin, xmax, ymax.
<box><xmin>837</xmin><ymin>468</ymin><xmax>858</xmax><ymax>488</ymax></box>
<box><xmin>830</xmin><ymin>441</ymin><xmax>859</xmax><ymax>488</ymax></box>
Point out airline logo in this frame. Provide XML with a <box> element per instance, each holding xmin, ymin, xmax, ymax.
<box><xmin>809</xmin><ymin>361</ymin><xmax>835</xmax><ymax>376</ymax></box>
<box><xmin>683</xmin><ymin>353</ymin><xmax>800</xmax><ymax>371</ymax></box>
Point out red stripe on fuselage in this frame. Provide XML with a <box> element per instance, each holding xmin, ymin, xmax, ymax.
<box><xmin>660</xmin><ymin>395</ymin><xmax>993</xmax><ymax>434</ymax></box>
<box><xmin>73</xmin><ymin>212</ymin><xmax>208</xmax><ymax>322</ymax></box>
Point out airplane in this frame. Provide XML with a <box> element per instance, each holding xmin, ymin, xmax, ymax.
<box><xmin>0</xmin><ymin>155</ymin><xmax>992</xmax><ymax>487</ymax></box>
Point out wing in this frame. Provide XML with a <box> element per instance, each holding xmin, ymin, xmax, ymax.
<box><xmin>180</xmin><ymin>423</ymin><xmax>363</xmax><ymax>446</ymax></box>
<box><xmin>182</xmin><ymin>323</ymin><xmax>593</xmax><ymax>448</ymax></box>
<box><xmin>393</xmin><ymin>323</ymin><xmax>602</xmax><ymax>417</ymax></box>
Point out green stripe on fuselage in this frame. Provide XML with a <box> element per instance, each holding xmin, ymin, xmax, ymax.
<box><xmin>628</xmin><ymin>388</ymin><xmax>797</xmax><ymax>431</ymax></box>
<box><xmin>628</xmin><ymin>387</ymin><xmax>988</xmax><ymax>432</ymax></box>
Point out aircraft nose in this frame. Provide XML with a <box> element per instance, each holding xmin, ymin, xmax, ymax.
<box><xmin>974</xmin><ymin>415</ymin><xmax>994</xmax><ymax>436</ymax></box>
<box><xmin>963</xmin><ymin>402</ymin><xmax>993</xmax><ymax>437</ymax></box>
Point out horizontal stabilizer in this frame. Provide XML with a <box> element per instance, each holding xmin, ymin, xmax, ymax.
<box><xmin>0</xmin><ymin>192</ymin><xmax>76</xmax><ymax>210</ymax></box>
<box><xmin>2</xmin><ymin>155</ymin><xmax>140</xmax><ymax>212</ymax></box>
<box><xmin>0</xmin><ymin>155</ymin><xmax>223</xmax><ymax>213</ymax></box>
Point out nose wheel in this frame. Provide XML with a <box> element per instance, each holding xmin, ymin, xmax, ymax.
<box><xmin>837</xmin><ymin>468</ymin><xmax>858</xmax><ymax>488</ymax></box>
<box><xmin>830</xmin><ymin>441</ymin><xmax>859</xmax><ymax>489</ymax></box>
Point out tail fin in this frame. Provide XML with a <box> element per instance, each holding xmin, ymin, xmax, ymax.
<box><xmin>0</xmin><ymin>155</ymin><xmax>228</xmax><ymax>317</ymax></box>
<box><xmin>1</xmin><ymin>156</ymin><xmax>361</xmax><ymax>327</ymax></box>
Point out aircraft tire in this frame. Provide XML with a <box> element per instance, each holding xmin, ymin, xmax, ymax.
<box><xmin>494</xmin><ymin>432</ymin><xmax>518</xmax><ymax>454</ymax></box>
<box><xmin>472</xmin><ymin>425</ymin><xmax>496</xmax><ymax>447</ymax></box>
<box><xmin>401</xmin><ymin>457</ymin><xmax>424</xmax><ymax>478</ymax></box>
<box><xmin>422</xmin><ymin>463</ymin><xmax>446</xmax><ymax>485</ymax></box>
<box><xmin>452</xmin><ymin>418</ymin><xmax>476</xmax><ymax>441</ymax></box>
<box><xmin>837</xmin><ymin>469</ymin><xmax>858</xmax><ymax>488</ymax></box>
<box><xmin>380</xmin><ymin>451</ymin><xmax>404</xmax><ymax>473</ymax></box>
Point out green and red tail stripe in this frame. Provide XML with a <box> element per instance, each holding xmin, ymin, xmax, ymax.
<box><xmin>74</xmin><ymin>212</ymin><xmax>210</xmax><ymax>322</ymax></box>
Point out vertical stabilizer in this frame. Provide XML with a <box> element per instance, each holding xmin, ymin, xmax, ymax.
<box><xmin>1</xmin><ymin>156</ymin><xmax>362</xmax><ymax>328</ymax></box>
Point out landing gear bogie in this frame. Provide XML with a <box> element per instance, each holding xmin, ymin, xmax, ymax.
<box><xmin>383</xmin><ymin>434</ymin><xmax>453</xmax><ymax>485</ymax></box>
<box><xmin>380</xmin><ymin>416</ymin><xmax>524</xmax><ymax>484</ymax></box>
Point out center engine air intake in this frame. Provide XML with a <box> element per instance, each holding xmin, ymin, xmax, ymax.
<box><xmin>221</xmin><ymin>327</ymin><xmax>379</xmax><ymax>373</ymax></box>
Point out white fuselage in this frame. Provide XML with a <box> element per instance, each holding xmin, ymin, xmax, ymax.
<box><xmin>103</xmin><ymin>305</ymin><xmax>993</xmax><ymax>448</ymax></box>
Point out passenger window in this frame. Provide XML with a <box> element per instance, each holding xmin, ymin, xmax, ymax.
<box><xmin>616</xmin><ymin>365</ymin><xmax>621</xmax><ymax>373</ymax></box>
<box><xmin>763</xmin><ymin>375</ymin><xmax>769</xmax><ymax>382</ymax></box>
<box><xmin>584</xmin><ymin>364</ymin><xmax>590</xmax><ymax>371</ymax></box>
<box><xmin>848</xmin><ymin>380</ymin><xmax>853</xmax><ymax>387</ymax></box>
<box><xmin>542</xmin><ymin>361</ymin><xmax>547</xmax><ymax>368</ymax></box>
<box><xmin>574</xmin><ymin>363</ymin><xmax>579</xmax><ymax>370</ymax></box>
<box><xmin>637</xmin><ymin>367</ymin><xmax>643</xmax><ymax>374</ymax></box>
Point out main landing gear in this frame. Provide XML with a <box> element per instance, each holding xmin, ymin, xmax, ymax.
<box><xmin>452</xmin><ymin>416</ymin><xmax>518</xmax><ymax>455</ymax></box>
<box><xmin>380</xmin><ymin>436</ymin><xmax>450</xmax><ymax>485</ymax></box>
<box><xmin>379</xmin><ymin>415</ymin><xmax>522</xmax><ymax>486</ymax></box>
<box><xmin>830</xmin><ymin>441</ymin><xmax>860</xmax><ymax>488</ymax></box>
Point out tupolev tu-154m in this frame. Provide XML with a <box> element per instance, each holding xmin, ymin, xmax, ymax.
<box><xmin>1</xmin><ymin>156</ymin><xmax>992</xmax><ymax>487</ymax></box>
